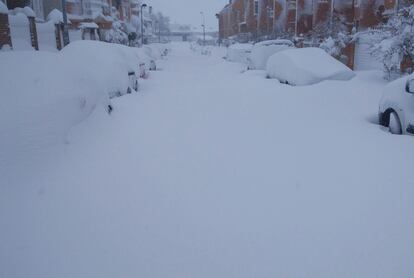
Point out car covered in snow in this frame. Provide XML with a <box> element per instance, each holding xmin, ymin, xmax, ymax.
<box><xmin>266</xmin><ymin>47</ymin><xmax>356</xmax><ymax>86</ymax></box>
<box><xmin>379</xmin><ymin>75</ymin><xmax>414</xmax><ymax>135</ymax></box>
<box><xmin>247</xmin><ymin>39</ymin><xmax>294</xmax><ymax>70</ymax></box>
<box><xmin>225</xmin><ymin>43</ymin><xmax>253</xmax><ymax>64</ymax></box>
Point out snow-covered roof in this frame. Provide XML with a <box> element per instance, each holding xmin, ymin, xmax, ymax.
<box><xmin>10</xmin><ymin>7</ymin><xmax>36</xmax><ymax>17</ymax></box>
<box><xmin>91</xmin><ymin>12</ymin><xmax>113</xmax><ymax>23</ymax></box>
<box><xmin>254</xmin><ymin>39</ymin><xmax>294</xmax><ymax>47</ymax></box>
<box><xmin>68</xmin><ymin>13</ymin><xmax>85</xmax><ymax>21</ymax></box>
<box><xmin>79</xmin><ymin>22</ymin><xmax>99</xmax><ymax>29</ymax></box>
<box><xmin>47</xmin><ymin>9</ymin><xmax>64</xmax><ymax>24</ymax></box>
<box><xmin>0</xmin><ymin>1</ymin><xmax>8</xmax><ymax>14</ymax></box>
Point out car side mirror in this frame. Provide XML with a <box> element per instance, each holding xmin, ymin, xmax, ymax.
<box><xmin>405</xmin><ymin>79</ymin><xmax>414</xmax><ymax>94</ymax></box>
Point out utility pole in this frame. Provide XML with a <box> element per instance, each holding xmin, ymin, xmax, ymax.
<box><xmin>157</xmin><ymin>21</ymin><xmax>161</xmax><ymax>43</ymax></box>
<box><xmin>61</xmin><ymin>0</ymin><xmax>70</xmax><ymax>46</ymax></box>
<box><xmin>330</xmin><ymin>0</ymin><xmax>334</xmax><ymax>32</ymax></box>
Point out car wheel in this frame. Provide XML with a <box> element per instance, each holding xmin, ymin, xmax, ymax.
<box><xmin>389</xmin><ymin>111</ymin><xmax>402</xmax><ymax>134</ymax></box>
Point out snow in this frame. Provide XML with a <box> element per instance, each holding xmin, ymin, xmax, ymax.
<box><xmin>37</xmin><ymin>21</ymin><xmax>58</xmax><ymax>52</ymax></box>
<box><xmin>266</xmin><ymin>47</ymin><xmax>356</xmax><ymax>85</ymax></box>
<box><xmin>0</xmin><ymin>1</ymin><xmax>8</xmax><ymax>14</ymax></box>
<box><xmin>10</xmin><ymin>7</ymin><xmax>36</xmax><ymax>17</ymax></box>
<box><xmin>254</xmin><ymin>39</ymin><xmax>294</xmax><ymax>47</ymax></box>
<box><xmin>1</xmin><ymin>43</ymin><xmax>414</xmax><ymax>278</ymax></box>
<box><xmin>143</xmin><ymin>43</ymin><xmax>171</xmax><ymax>60</ymax></box>
<box><xmin>8</xmin><ymin>13</ymin><xmax>32</xmax><ymax>51</ymax></box>
<box><xmin>79</xmin><ymin>22</ymin><xmax>99</xmax><ymax>29</ymax></box>
<box><xmin>47</xmin><ymin>9</ymin><xmax>64</xmax><ymax>24</ymax></box>
<box><xmin>0</xmin><ymin>40</ymin><xmax>154</xmax><ymax>172</ymax></box>
<box><xmin>249</xmin><ymin>42</ymin><xmax>293</xmax><ymax>70</ymax></box>
<box><xmin>226</xmin><ymin>43</ymin><xmax>253</xmax><ymax>64</ymax></box>
<box><xmin>22</xmin><ymin>6</ymin><xmax>36</xmax><ymax>18</ymax></box>
<box><xmin>354</xmin><ymin>33</ymin><xmax>383</xmax><ymax>71</ymax></box>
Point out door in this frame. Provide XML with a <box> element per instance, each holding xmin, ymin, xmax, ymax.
<box><xmin>354</xmin><ymin>34</ymin><xmax>383</xmax><ymax>71</ymax></box>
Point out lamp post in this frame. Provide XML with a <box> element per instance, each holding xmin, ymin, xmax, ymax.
<box><xmin>200</xmin><ymin>11</ymin><xmax>206</xmax><ymax>46</ymax></box>
<box><xmin>155</xmin><ymin>20</ymin><xmax>161</xmax><ymax>43</ymax></box>
<box><xmin>140</xmin><ymin>3</ymin><xmax>147</xmax><ymax>45</ymax></box>
<box><xmin>61</xmin><ymin>0</ymin><xmax>70</xmax><ymax>46</ymax></box>
<box><xmin>215</xmin><ymin>13</ymin><xmax>221</xmax><ymax>46</ymax></box>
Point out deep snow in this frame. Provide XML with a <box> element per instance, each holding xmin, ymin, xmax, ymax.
<box><xmin>1</xmin><ymin>42</ymin><xmax>413</xmax><ymax>278</ymax></box>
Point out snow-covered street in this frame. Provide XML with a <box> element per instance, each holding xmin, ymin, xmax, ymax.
<box><xmin>1</xmin><ymin>43</ymin><xmax>414</xmax><ymax>278</ymax></box>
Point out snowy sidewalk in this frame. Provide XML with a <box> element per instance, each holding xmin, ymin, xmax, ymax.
<box><xmin>1</xmin><ymin>42</ymin><xmax>414</xmax><ymax>278</ymax></box>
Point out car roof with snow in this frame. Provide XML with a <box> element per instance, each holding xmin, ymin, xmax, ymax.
<box><xmin>254</xmin><ymin>39</ymin><xmax>294</xmax><ymax>47</ymax></box>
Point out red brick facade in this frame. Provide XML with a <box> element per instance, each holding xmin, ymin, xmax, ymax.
<box><xmin>219</xmin><ymin>0</ymin><xmax>406</xmax><ymax>40</ymax></box>
<box><xmin>0</xmin><ymin>13</ymin><xmax>12</xmax><ymax>49</ymax></box>
<box><xmin>218</xmin><ymin>0</ymin><xmax>412</xmax><ymax>69</ymax></box>
<box><xmin>28</xmin><ymin>16</ymin><xmax>39</xmax><ymax>50</ymax></box>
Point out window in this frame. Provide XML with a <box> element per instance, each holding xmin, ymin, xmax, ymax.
<box><xmin>254</xmin><ymin>0</ymin><xmax>259</xmax><ymax>16</ymax></box>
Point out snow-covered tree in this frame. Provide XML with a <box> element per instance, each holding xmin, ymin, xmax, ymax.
<box><xmin>314</xmin><ymin>13</ymin><xmax>352</xmax><ymax>59</ymax></box>
<box><xmin>367</xmin><ymin>4</ymin><xmax>414</xmax><ymax>79</ymax></box>
<box><xmin>103</xmin><ymin>20</ymin><xmax>129</xmax><ymax>45</ymax></box>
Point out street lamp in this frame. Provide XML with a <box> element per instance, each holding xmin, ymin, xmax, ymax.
<box><xmin>200</xmin><ymin>11</ymin><xmax>206</xmax><ymax>46</ymax></box>
<box><xmin>61</xmin><ymin>0</ymin><xmax>70</xmax><ymax>46</ymax></box>
<box><xmin>140</xmin><ymin>3</ymin><xmax>147</xmax><ymax>45</ymax></box>
<box><xmin>215</xmin><ymin>13</ymin><xmax>221</xmax><ymax>46</ymax></box>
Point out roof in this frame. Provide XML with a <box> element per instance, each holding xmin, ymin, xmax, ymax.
<box><xmin>79</xmin><ymin>22</ymin><xmax>99</xmax><ymax>29</ymax></box>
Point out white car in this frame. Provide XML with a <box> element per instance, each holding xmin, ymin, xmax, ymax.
<box><xmin>266</xmin><ymin>47</ymin><xmax>355</xmax><ymax>86</ymax></box>
<box><xmin>379</xmin><ymin>75</ymin><xmax>414</xmax><ymax>135</ymax></box>
<box><xmin>247</xmin><ymin>39</ymin><xmax>294</xmax><ymax>70</ymax></box>
<box><xmin>225</xmin><ymin>43</ymin><xmax>253</xmax><ymax>64</ymax></box>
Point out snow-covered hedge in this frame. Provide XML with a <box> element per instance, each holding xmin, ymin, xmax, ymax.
<box><xmin>266</xmin><ymin>47</ymin><xmax>355</xmax><ymax>86</ymax></box>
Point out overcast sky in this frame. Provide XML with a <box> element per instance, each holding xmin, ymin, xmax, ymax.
<box><xmin>147</xmin><ymin>0</ymin><xmax>226</xmax><ymax>30</ymax></box>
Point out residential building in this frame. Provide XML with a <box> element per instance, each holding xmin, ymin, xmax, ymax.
<box><xmin>218</xmin><ymin>0</ymin><xmax>414</xmax><ymax>69</ymax></box>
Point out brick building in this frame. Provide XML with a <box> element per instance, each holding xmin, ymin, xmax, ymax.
<box><xmin>218</xmin><ymin>0</ymin><xmax>414</xmax><ymax>69</ymax></box>
<box><xmin>0</xmin><ymin>1</ymin><xmax>12</xmax><ymax>49</ymax></box>
<box><xmin>218</xmin><ymin>0</ymin><xmax>407</xmax><ymax>40</ymax></box>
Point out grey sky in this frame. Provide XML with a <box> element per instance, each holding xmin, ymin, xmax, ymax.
<box><xmin>146</xmin><ymin>0</ymin><xmax>226</xmax><ymax>30</ymax></box>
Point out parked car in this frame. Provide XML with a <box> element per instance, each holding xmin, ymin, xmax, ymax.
<box><xmin>247</xmin><ymin>39</ymin><xmax>294</xmax><ymax>70</ymax></box>
<box><xmin>379</xmin><ymin>75</ymin><xmax>414</xmax><ymax>135</ymax></box>
<box><xmin>225</xmin><ymin>43</ymin><xmax>253</xmax><ymax>65</ymax></box>
<box><xmin>266</xmin><ymin>47</ymin><xmax>355</xmax><ymax>86</ymax></box>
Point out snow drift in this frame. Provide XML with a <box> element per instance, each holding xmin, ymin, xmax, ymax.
<box><xmin>266</xmin><ymin>47</ymin><xmax>356</xmax><ymax>86</ymax></box>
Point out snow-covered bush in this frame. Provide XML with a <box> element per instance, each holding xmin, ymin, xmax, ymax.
<box><xmin>103</xmin><ymin>20</ymin><xmax>129</xmax><ymax>45</ymax></box>
<box><xmin>367</xmin><ymin>5</ymin><xmax>414</xmax><ymax>79</ymax></box>
<box><xmin>314</xmin><ymin>14</ymin><xmax>352</xmax><ymax>61</ymax></box>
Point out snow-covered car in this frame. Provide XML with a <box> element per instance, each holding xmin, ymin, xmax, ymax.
<box><xmin>379</xmin><ymin>75</ymin><xmax>414</xmax><ymax>135</ymax></box>
<box><xmin>247</xmin><ymin>39</ymin><xmax>294</xmax><ymax>70</ymax></box>
<box><xmin>266</xmin><ymin>47</ymin><xmax>356</xmax><ymax>86</ymax></box>
<box><xmin>225</xmin><ymin>43</ymin><xmax>253</xmax><ymax>64</ymax></box>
